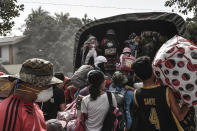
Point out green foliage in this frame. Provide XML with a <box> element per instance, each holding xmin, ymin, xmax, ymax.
<box><xmin>165</xmin><ymin>0</ymin><xmax>197</xmax><ymax>15</ymax></box>
<box><xmin>17</xmin><ymin>7</ymin><xmax>89</xmax><ymax>73</ymax></box>
<box><xmin>0</xmin><ymin>0</ymin><xmax>24</xmax><ymax>36</ymax></box>
<box><xmin>82</xmin><ymin>13</ymin><xmax>95</xmax><ymax>25</ymax></box>
<box><xmin>164</xmin><ymin>0</ymin><xmax>197</xmax><ymax>43</ymax></box>
<box><xmin>186</xmin><ymin>17</ymin><xmax>197</xmax><ymax>43</ymax></box>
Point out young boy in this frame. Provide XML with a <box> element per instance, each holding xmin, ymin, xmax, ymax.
<box><xmin>132</xmin><ymin>56</ymin><xmax>189</xmax><ymax>131</ymax></box>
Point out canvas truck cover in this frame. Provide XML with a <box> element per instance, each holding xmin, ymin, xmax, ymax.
<box><xmin>73</xmin><ymin>12</ymin><xmax>186</xmax><ymax>71</ymax></box>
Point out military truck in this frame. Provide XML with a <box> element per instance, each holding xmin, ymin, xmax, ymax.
<box><xmin>73</xmin><ymin>12</ymin><xmax>186</xmax><ymax>72</ymax></box>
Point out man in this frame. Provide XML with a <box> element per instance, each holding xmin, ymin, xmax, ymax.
<box><xmin>132</xmin><ymin>56</ymin><xmax>189</xmax><ymax>131</ymax></box>
<box><xmin>38</xmin><ymin>72</ymin><xmax>66</xmax><ymax>120</ymax></box>
<box><xmin>0</xmin><ymin>58</ymin><xmax>62</xmax><ymax>131</ymax></box>
<box><xmin>100</xmin><ymin>29</ymin><xmax>120</xmax><ymax>76</ymax></box>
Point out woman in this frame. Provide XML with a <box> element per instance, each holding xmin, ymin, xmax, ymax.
<box><xmin>81</xmin><ymin>70</ymin><xmax>117</xmax><ymax>131</ymax></box>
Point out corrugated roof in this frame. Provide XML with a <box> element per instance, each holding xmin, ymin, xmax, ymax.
<box><xmin>2</xmin><ymin>64</ymin><xmax>22</xmax><ymax>75</ymax></box>
<box><xmin>0</xmin><ymin>36</ymin><xmax>26</xmax><ymax>46</ymax></box>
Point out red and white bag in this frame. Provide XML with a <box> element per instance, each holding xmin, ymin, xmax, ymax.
<box><xmin>66</xmin><ymin>114</ymin><xmax>85</xmax><ymax>131</ymax></box>
<box><xmin>120</xmin><ymin>55</ymin><xmax>136</xmax><ymax>71</ymax></box>
<box><xmin>153</xmin><ymin>35</ymin><xmax>197</xmax><ymax>106</ymax></box>
<box><xmin>57</xmin><ymin>99</ymin><xmax>77</xmax><ymax>121</ymax></box>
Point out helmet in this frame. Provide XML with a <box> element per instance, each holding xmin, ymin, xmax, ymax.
<box><xmin>123</xmin><ymin>47</ymin><xmax>131</xmax><ymax>53</ymax></box>
<box><xmin>106</xmin><ymin>29</ymin><xmax>115</xmax><ymax>35</ymax></box>
<box><xmin>94</xmin><ymin>56</ymin><xmax>107</xmax><ymax>67</ymax></box>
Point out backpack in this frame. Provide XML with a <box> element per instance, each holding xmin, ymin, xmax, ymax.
<box><xmin>120</xmin><ymin>55</ymin><xmax>136</xmax><ymax>71</ymax></box>
<box><xmin>112</xmin><ymin>91</ymin><xmax>127</xmax><ymax>131</ymax></box>
<box><xmin>102</xmin><ymin>38</ymin><xmax>117</xmax><ymax>56</ymax></box>
<box><xmin>102</xmin><ymin>38</ymin><xmax>119</xmax><ymax>71</ymax></box>
<box><xmin>102</xmin><ymin>92</ymin><xmax>124</xmax><ymax>131</ymax></box>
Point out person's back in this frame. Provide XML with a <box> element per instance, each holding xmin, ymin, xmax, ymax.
<box><xmin>0</xmin><ymin>94</ymin><xmax>46</xmax><ymax>131</ymax></box>
<box><xmin>135</xmin><ymin>85</ymin><xmax>179</xmax><ymax>131</ymax></box>
<box><xmin>109</xmin><ymin>71</ymin><xmax>135</xmax><ymax>130</ymax></box>
<box><xmin>81</xmin><ymin>70</ymin><xmax>117</xmax><ymax>131</ymax></box>
<box><xmin>81</xmin><ymin>93</ymin><xmax>116</xmax><ymax>131</ymax></box>
<box><xmin>132</xmin><ymin>56</ymin><xmax>188</xmax><ymax>131</ymax></box>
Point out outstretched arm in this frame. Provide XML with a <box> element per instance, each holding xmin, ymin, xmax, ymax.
<box><xmin>168</xmin><ymin>88</ymin><xmax>189</xmax><ymax>121</ymax></box>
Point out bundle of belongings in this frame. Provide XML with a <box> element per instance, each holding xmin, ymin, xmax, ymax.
<box><xmin>153</xmin><ymin>35</ymin><xmax>197</xmax><ymax>106</ymax></box>
<box><xmin>71</xmin><ymin>65</ymin><xmax>94</xmax><ymax>89</ymax></box>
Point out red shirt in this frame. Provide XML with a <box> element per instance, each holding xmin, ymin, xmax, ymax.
<box><xmin>0</xmin><ymin>94</ymin><xmax>46</xmax><ymax>131</ymax></box>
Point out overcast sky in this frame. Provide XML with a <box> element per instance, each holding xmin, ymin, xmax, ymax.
<box><xmin>11</xmin><ymin>0</ymin><xmax>193</xmax><ymax>36</ymax></box>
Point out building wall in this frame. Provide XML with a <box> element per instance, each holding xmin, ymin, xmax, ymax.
<box><xmin>0</xmin><ymin>46</ymin><xmax>9</xmax><ymax>64</ymax></box>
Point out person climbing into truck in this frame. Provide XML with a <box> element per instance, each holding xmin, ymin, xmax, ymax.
<box><xmin>100</xmin><ymin>29</ymin><xmax>120</xmax><ymax>76</ymax></box>
<box><xmin>81</xmin><ymin>35</ymin><xmax>99</xmax><ymax>65</ymax></box>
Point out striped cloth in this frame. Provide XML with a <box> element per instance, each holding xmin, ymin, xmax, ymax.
<box><xmin>0</xmin><ymin>94</ymin><xmax>46</xmax><ymax>131</ymax></box>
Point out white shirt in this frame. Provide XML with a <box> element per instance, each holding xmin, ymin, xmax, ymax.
<box><xmin>81</xmin><ymin>93</ymin><xmax>117</xmax><ymax>131</ymax></box>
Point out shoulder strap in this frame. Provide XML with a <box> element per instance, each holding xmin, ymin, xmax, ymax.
<box><xmin>133</xmin><ymin>89</ymin><xmax>139</xmax><ymax>107</ymax></box>
<box><xmin>106</xmin><ymin>91</ymin><xmax>113</xmax><ymax>107</ymax></box>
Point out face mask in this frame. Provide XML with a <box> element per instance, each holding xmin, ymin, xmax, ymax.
<box><xmin>35</xmin><ymin>87</ymin><xmax>53</xmax><ymax>102</ymax></box>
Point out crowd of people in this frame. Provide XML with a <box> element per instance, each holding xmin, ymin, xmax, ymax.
<box><xmin>0</xmin><ymin>29</ymin><xmax>196</xmax><ymax>131</ymax></box>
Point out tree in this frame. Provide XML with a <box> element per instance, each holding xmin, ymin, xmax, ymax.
<box><xmin>0</xmin><ymin>0</ymin><xmax>24</xmax><ymax>36</ymax></box>
<box><xmin>82</xmin><ymin>13</ymin><xmax>95</xmax><ymax>25</ymax></box>
<box><xmin>17</xmin><ymin>8</ymin><xmax>83</xmax><ymax>73</ymax></box>
<box><xmin>186</xmin><ymin>17</ymin><xmax>197</xmax><ymax>43</ymax></box>
<box><xmin>18</xmin><ymin>7</ymin><xmax>58</xmax><ymax>61</ymax></box>
<box><xmin>165</xmin><ymin>0</ymin><xmax>197</xmax><ymax>15</ymax></box>
<box><xmin>164</xmin><ymin>0</ymin><xmax>197</xmax><ymax>43</ymax></box>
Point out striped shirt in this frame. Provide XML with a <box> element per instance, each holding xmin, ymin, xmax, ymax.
<box><xmin>0</xmin><ymin>94</ymin><xmax>46</xmax><ymax>131</ymax></box>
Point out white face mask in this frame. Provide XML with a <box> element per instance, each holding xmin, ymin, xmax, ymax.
<box><xmin>35</xmin><ymin>87</ymin><xmax>53</xmax><ymax>102</ymax></box>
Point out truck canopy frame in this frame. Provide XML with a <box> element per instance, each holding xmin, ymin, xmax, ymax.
<box><xmin>74</xmin><ymin>12</ymin><xmax>186</xmax><ymax>71</ymax></box>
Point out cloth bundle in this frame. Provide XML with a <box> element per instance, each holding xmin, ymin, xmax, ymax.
<box><xmin>153</xmin><ymin>35</ymin><xmax>197</xmax><ymax>106</ymax></box>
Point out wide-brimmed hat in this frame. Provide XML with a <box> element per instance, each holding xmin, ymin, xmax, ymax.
<box><xmin>112</xmin><ymin>71</ymin><xmax>128</xmax><ymax>87</ymax></box>
<box><xmin>3</xmin><ymin>58</ymin><xmax>62</xmax><ymax>87</ymax></box>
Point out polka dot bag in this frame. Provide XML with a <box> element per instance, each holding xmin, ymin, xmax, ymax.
<box><xmin>153</xmin><ymin>35</ymin><xmax>197</xmax><ymax>106</ymax></box>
